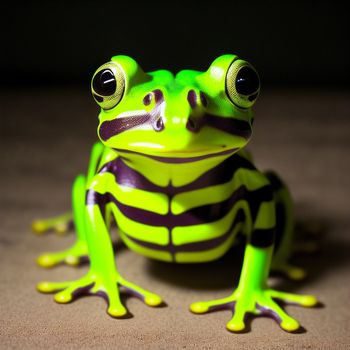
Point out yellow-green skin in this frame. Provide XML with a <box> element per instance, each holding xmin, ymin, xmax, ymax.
<box><xmin>35</xmin><ymin>55</ymin><xmax>318</xmax><ymax>333</ymax></box>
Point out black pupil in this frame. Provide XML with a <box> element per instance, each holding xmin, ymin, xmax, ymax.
<box><xmin>235</xmin><ymin>66</ymin><xmax>260</xmax><ymax>96</ymax></box>
<box><xmin>93</xmin><ymin>69</ymin><xmax>116</xmax><ymax>96</ymax></box>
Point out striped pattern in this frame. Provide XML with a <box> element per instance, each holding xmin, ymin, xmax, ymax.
<box><xmin>86</xmin><ymin>153</ymin><xmax>276</xmax><ymax>262</ymax></box>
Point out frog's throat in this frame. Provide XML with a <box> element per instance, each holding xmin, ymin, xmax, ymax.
<box><xmin>111</xmin><ymin>147</ymin><xmax>240</xmax><ymax>187</ymax></box>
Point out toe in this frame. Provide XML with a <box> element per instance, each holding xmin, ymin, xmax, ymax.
<box><xmin>190</xmin><ymin>302</ymin><xmax>209</xmax><ymax>314</ymax></box>
<box><xmin>37</xmin><ymin>281</ymin><xmax>70</xmax><ymax>293</ymax></box>
<box><xmin>54</xmin><ymin>291</ymin><xmax>73</xmax><ymax>303</ymax></box>
<box><xmin>268</xmin><ymin>290</ymin><xmax>318</xmax><ymax>307</ymax></box>
<box><xmin>144</xmin><ymin>294</ymin><xmax>162</xmax><ymax>307</ymax></box>
<box><xmin>37</xmin><ymin>254</ymin><xmax>58</xmax><ymax>268</ymax></box>
<box><xmin>107</xmin><ymin>305</ymin><xmax>127</xmax><ymax>317</ymax></box>
<box><xmin>280</xmin><ymin>318</ymin><xmax>300</xmax><ymax>332</ymax></box>
<box><xmin>226</xmin><ymin>320</ymin><xmax>246</xmax><ymax>332</ymax></box>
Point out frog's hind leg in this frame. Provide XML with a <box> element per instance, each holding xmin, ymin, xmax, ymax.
<box><xmin>36</xmin><ymin>142</ymin><xmax>104</xmax><ymax>268</ymax></box>
<box><xmin>265</xmin><ymin>171</ymin><xmax>306</xmax><ymax>280</ymax></box>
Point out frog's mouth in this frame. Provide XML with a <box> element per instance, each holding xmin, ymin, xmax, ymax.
<box><xmin>99</xmin><ymin>113</ymin><xmax>252</xmax><ymax>142</ymax></box>
<box><xmin>113</xmin><ymin>147</ymin><xmax>239</xmax><ymax>163</ymax></box>
<box><xmin>99</xmin><ymin>110</ymin><xmax>251</xmax><ymax>163</ymax></box>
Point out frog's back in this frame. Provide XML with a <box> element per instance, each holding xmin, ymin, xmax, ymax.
<box><xmin>97</xmin><ymin>152</ymin><xmax>269</xmax><ymax>263</ymax></box>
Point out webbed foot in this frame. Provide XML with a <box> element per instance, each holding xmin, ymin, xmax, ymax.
<box><xmin>32</xmin><ymin>212</ymin><xmax>73</xmax><ymax>235</ymax></box>
<box><xmin>37</xmin><ymin>272</ymin><xmax>163</xmax><ymax>317</ymax></box>
<box><xmin>37</xmin><ymin>241</ymin><xmax>88</xmax><ymax>268</ymax></box>
<box><xmin>190</xmin><ymin>289</ymin><xmax>318</xmax><ymax>333</ymax></box>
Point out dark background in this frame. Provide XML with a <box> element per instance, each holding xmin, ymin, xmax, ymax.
<box><xmin>1</xmin><ymin>1</ymin><xmax>349</xmax><ymax>88</ymax></box>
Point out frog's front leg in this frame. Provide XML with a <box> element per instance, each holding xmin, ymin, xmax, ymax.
<box><xmin>36</xmin><ymin>142</ymin><xmax>104</xmax><ymax>268</ymax></box>
<box><xmin>36</xmin><ymin>174</ymin><xmax>89</xmax><ymax>267</ymax></box>
<box><xmin>190</xmin><ymin>184</ymin><xmax>318</xmax><ymax>333</ymax></box>
<box><xmin>37</xmin><ymin>172</ymin><xmax>163</xmax><ymax>316</ymax></box>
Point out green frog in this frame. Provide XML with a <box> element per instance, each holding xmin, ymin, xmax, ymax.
<box><xmin>34</xmin><ymin>55</ymin><xmax>318</xmax><ymax>333</ymax></box>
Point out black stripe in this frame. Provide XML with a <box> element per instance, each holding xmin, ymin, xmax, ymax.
<box><xmin>264</xmin><ymin>171</ymin><xmax>288</xmax><ymax>252</ymax></box>
<box><xmin>86</xmin><ymin>184</ymin><xmax>273</xmax><ymax>230</ymax></box>
<box><xmin>274</xmin><ymin>202</ymin><xmax>286</xmax><ymax>252</ymax></box>
<box><xmin>99</xmin><ymin>153</ymin><xmax>256</xmax><ymax>196</ymax></box>
<box><xmin>86</xmin><ymin>189</ymin><xmax>108</xmax><ymax>216</ymax></box>
<box><xmin>250</xmin><ymin>228</ymin><xmax>275</xmax><ymax>248</ymax></box>
<box><xmin>124</xmin><ymin>209</ymin><xmax>246</xmax><ymax>254</ymax></box>
<box><xmin>265</xmin><ymin>171</ymin><xmax>285</xmax><ymax>191</ymax></box>
<box><xmin>202</xmin><ymin>114</ymin><xmax>252</xmax><ymax>139</ymax></box>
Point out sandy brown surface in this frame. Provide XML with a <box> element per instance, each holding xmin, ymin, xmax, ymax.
<box><xmin>1</xmin><ymin>87</ymin><xmax>350</xmax><ymax>349</ymax></box>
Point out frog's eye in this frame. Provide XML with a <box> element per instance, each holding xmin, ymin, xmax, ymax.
<box><xmin>226</xmin><ymin>59</ymin><xmax>260</xmax><ymax>109</ymax></box>
<box><xmin>91</xmin><ymin>62</ymin><xmax>125</xmax><ymax>110</ymax></box>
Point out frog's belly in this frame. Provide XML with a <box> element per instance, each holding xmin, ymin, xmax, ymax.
<box><xmin>110</xmin><ymin>202</ymin><xmax>245</xmax><ymax>263</ymax></box>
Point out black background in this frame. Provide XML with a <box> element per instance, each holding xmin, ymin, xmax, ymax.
<box><xmin>1</xmin><ymin>1</ymin><xmax>349</xmax><ymax>87</ymax></box>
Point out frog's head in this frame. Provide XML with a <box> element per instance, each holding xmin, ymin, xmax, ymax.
<box><xmin>91</xmin><ymin>55</ymin><xmax>260</xmax><ymax>162</ymax></box>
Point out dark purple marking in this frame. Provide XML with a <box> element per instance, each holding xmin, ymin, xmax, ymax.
<box><xmin>143</xmin><ymin>93</ymin><xmax>152</xmax><ymax>106</ymax></box>
<box><xmin>274</xmin><ymin>202</ymin><xmax>286</xmax><ymax>252</ymax></box>
<box><xmin>78</xmin><ymin>255</ymin><xmax>90</xmax><ymax>265</ymax></box>
<box><xmin>265</xmin><ymin>171</ymin><xmax>285</xmax><ymax>190</ymax></box>
<box><xmin>71</xmin><ymin>282</ymin><xmax>95</xmax><ymax>300</ymax></box>
<box><xmin>256</xmin><ymin>303</ymin><xmax>282</xmax><ymax>324</ymax></box>
<box><xmin>95</xmin><ymin>290</ymin><xmax>110</xmax><ymax>304</ymax></box>
<box><xmin>186</xmin><ymin>117</ymin><xmax>199</xmax><ymax>132</ymax></box>
<box><xmin>86</xmin><ymin>188</ymin><xmax>108</xmax><ymax>216</ymax></box>
<box><xmin>184</xmin><ymin>106</ymin><xmax>251</xmax><ymax>136</ymax></box>
<box><xmin>99</xmin><ymin>114</ymin><xmax>151</xmax><ymax>141</ymax></box>
<box><xmin>89</xmin><ymin>183</ymin><xmax>271</xmax><ymax>231</ymax></box>
<box><xmin>102</xmin><ymin>153</ymin><xmax>255</xmax><ymax>194</ymax></box>
<box><xmin>115</xmin><ymin>147</ymin><xmax>238</xmax><ymax>164</ymax></box>
<box><xmin>99</xmin><ymin>90</ymin><xmax>165</xmax><ymax>141</ymax></box>
<box><xmin>123</xmin><ymin>209</ymin><xmax>245</xmax><ymax>254</ymax></box>
<box><xmin>100</xmin><ymin>158</ymin><xmax>163</xmax><ymax>193</ymax></box>
<box><xmin>101</xmin><ymin>153</ymin><xmax>256</xmax><ymax>196</ymax></box>
<box><xmin>153</xmin><ymin>89</ymin><xmax>164</xmax><ymax>103</ymax></box>
<box><xmin>250</xmin><ymin>228</ymin><xmax>275</xmax><ymax>248</ymax></box>
<box><xmin>208</xmin><ymin>301</ymin><xmax>236</xmax><ymax>312</ymax></box>
<box><xmin>265</xmin><ymin>171</ymin><xmax>287</xmax><ymax>252</ymax></box>
<box><xmin>200</xmin><ymin>92</ymin><xmax>208</xmax><ymax>107</ymax></box>
<box><xmin>187</xmin><ymin>89</ymin><xmax>197</xmax><ymax>108</ymax></box>
<box><xmin>201</xmin><ymin>114</ymin><xmax>252</xmax><ymax>139</ymax></box>
<box><xmin>119</xmin><ymin>285</ymin><xmax>145</xmax><ymax>301</ymax></box>
<box><xmin>153</xmin><ymin>117</ymin><xmax>164</xmax><ymax>131</ymax></box>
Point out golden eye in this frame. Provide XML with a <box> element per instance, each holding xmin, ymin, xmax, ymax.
<box><xmin>226</xmin><ymin>59</ymin><xmax>260</xmax><ymax>108</ymax></box>
<box><xmin>91</xmin><ymin>62</ymin><xmax>125</xmax><ymax>110</ymax></box>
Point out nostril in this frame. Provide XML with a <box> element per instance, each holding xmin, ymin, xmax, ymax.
<box><xmin>200</xmin><ymin>92</ymin><xmax>208</xmax><ymax>107</ymax></box>
<box><xmin>186</xmin><ymin>117</ymin><xmax>198</xmax><ymax>132</ymax></box>
<box><xmin>143</xmin><ymin>93</ymin><xmax>152</xmax><ymax>106</ymax></box>
<box><xmin>187</xmin><ymin>90</ymin><xmax>197</xmax><ymax>109</ymax></box>
<box><xmin>154</xmin><ymin>117</ymin><xmax>164</xmax><ymax>131</ymax></box>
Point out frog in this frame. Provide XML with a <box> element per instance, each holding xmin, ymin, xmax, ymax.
<box><xmin>34</xmin><ymin>54</ymin><xmax>318</xmax><ymax>333</ymax></box>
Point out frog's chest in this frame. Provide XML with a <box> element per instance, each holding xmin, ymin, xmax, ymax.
<box><xmin>106</xmin><ymin>157</ymin><xmax>250</xmax><ymax>263</ymax></box>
